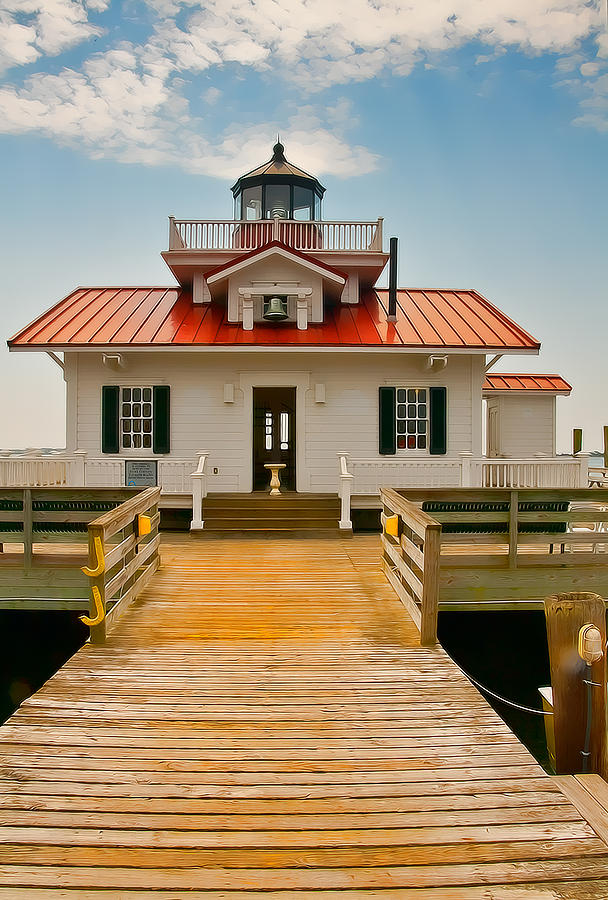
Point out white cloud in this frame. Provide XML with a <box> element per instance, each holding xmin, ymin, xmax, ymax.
<box><xmin>147</xmin><ymin>0</ymin><xmax>601</xmax><ymax>89</ymax></box>
<box><xmin>202</xmin><ymin>86</ymin><xmax>222</xmax><ymax>104</ymax></box>
<box><xmin>0</xmin><ymin>0</ymin><xmax>606</xmax><ymax>173</ymax></box>
<box><xmin>0</xmin><ymin>0</ymin><xmax>106</xmax><ymax>74</ymax></box>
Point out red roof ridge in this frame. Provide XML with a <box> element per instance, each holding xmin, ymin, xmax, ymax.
<box><xmin>204</xmin><ymin>240</ymin><xmax>349</xmax><ymax>282</ymax></box>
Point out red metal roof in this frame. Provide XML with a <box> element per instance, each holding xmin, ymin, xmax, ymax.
<box><xmin>483</xmin><ymin>374</ymin><xmax>571</xmax><ymax>394</ymax></box>
<box><xmin>9</xmin><ymin>287</ymin><xmax>540</xmax><ymax>351</ymax></box>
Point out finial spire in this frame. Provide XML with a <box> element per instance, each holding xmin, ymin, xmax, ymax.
<box><xmin>272</xmin><ymin>137</ymin><xmax>285</xmax><ymax>162</ymax></box>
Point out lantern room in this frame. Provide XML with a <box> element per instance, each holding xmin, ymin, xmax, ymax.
<box><xmin>231</xmin><ymin>141</ymin><xmax>325</xmax><ymax>221</ymax></box>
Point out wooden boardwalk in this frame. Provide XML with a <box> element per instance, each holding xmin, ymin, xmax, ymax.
<box><xmin>0</xmin><ymin>533</ymin><xmax>607</xmax><ymax>897</ymax></box>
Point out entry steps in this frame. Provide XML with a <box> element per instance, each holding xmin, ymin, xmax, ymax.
<box><xmin>201</xmin><ymin>492</ymin><xmax>341</xmax><ymax>533</ymax></box>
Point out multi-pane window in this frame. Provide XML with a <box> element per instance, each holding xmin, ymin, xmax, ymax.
<box><xmin>396</xmin><ymin>388</ymin><xmax>428</xmax><ymax>450</ymax></box>
<box><xmin>121</xmin><ymin>387</ymin><xmax>153</xmax><ymax>449</ymax></box>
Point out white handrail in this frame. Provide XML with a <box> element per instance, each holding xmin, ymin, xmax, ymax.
<box><xmin>337</xmin><ymin>452</ymin><xmax>354</xmax><ymax>530</ymax></box>
<box><xmin>190</xmin><ymin>451</ymin><xmax>208</xmax><ymax>531</ymax></box>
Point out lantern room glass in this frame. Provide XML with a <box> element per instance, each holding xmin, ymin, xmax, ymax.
<box><xmin>293</xmin><ymin>186</ymin><xmax>314</xmax><ymax>220</ymax></box>
<box><xmin>242</xmin><ymin>185</ymin><xmax>262</xmax><ymax>220</ymax></box>
<box><xmin>235</xmin><ymin>183</ymin><xmax>323</xmax><ymax>220</ymax></box>
<box><xmin>265</xmin><ymin>184</ymin><xmax>290</xmax><ymax>219</ymax></box>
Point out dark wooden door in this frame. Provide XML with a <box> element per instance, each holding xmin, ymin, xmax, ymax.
<box><xmin>253</xmin><ymin>387</ymin><xmax>296</xmax><ymax>491</ymax></box>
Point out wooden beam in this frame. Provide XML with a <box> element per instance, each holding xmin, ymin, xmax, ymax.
<box><xmin>508</xmin><ymin>490</ymin><xmax>518</xmax><ymax>569</ymax></box>
<box><xmin>420</xmin><ymin>523</ymin><xmax>441</xmax><ymax>647</ymax></box>
<box><xmin>544</xmin><ymin>592</ymin><xmax>607</xmax><ymax>779</ymax></box>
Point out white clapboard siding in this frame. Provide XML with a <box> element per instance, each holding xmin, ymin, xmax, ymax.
<box><xmin>493</xmin><ymin>395</ymin><xmax>556</xmax><ymax>459</ymax></box>
<box><xmin>71</xmin><ymin>350</ymin><xmax>482</xmax><ymax>493</ymax></box>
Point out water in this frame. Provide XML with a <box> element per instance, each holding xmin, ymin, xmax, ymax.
<box><xmin>0</xmin><ymin>612</ymin><xmax>87</xmax><ymax>723</ymax></box>
<box><xmin>439</xmin><ymin>610</ymin><xmax>552</xmax><ymax>771</ymax></box>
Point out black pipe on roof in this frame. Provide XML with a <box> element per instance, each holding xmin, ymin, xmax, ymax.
<box><xmin>388</xmin><ymin>237</ymin><xmax>398</xmax><ymax>321</ymax></box>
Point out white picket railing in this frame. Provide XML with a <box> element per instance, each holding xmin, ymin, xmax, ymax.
<box><xmin>0</xmin><ymin>451</ymin><xmax>201</xmax><ymax>495</ymax></box>
<box><xmin>169</xmin><ymin>217</ymin><xmax>384</xmax><ymax>253</ymax></box>
<box><xmin>338</xmin><ymin>452</ymin><xmax>589</xmax><ymax>530</ymax></box>
<box><xmin>477</xmin><ymin>457</ymin><xmax>587</xmax><ymax>489</ymax></box>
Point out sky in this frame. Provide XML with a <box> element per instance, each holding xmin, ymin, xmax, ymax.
<box><xmin>0</xmin><ymin>0</ymin><xmax>607</xmax><ymax>452</ymax></box>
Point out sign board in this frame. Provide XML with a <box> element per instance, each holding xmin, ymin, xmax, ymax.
<box><xmin>125</xmin><ymin>460</ymin><xmax>157</xmax><ymax>487</ymax></box>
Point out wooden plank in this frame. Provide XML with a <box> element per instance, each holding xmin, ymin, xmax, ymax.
<box><xmin>22</xmin><ymin>488</ymin><xmax>32</xmax><ymax>572</ymax></box>
<box><xmin>508</xmin><ymin>490</ymin><xmax>518</xmax><ymax>569</ymax></box>
<box><xmin>421</xmin><ymin>522</ymin><xmax>440</xmax><ymax>647</ymax></box>
<box><xmin>381</xmin><ymin>556</ymin><xmax>421</xmax><ymax>628</ymax></box>
<box><xmin>380</xmin><ymin>488</ymin><xmax>439</xmax><ymax>540</ymax></box>
<box><xmin>383</xmin><ymin>537</ymin><xmax>423</xmax><ymax>600</ymax></box>
<box><xmin>104</xmin><ymin>534</ymin><xmax>160</xmax><ymax>601</ymax></box>
<box><xmin>400</xmin><ymin>533</ymin><xmax>424</xmax><ymax>569</ymax></box>
<box><xmin>555</xmin><ymin>775</ymin><xmax>608</xmax><ymax>846</ymax></box>
<box><xmin>91</xmin><ymin>487</ymin><xmax>160</xmax><ymax>540</ymax></box>
<box><xmin>0</xmin><ymin>532</ymin><xmax>603</xmax><ymax>895</ymax></box>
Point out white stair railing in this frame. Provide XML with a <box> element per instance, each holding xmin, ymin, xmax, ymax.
<box><xmin>190</xmin><ymin>451</ymin><xmax>209</xmax><ymax>531</ymax></box>
<box><xmin>337</xmin><ymin>452</ymin><xmax>354</xmax><ymax>530</ymax></box>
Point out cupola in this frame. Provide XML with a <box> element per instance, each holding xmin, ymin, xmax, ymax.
<box><xmin>231</xmin><ymin>141</ymin><xmax>325</xmax><ymax>222</ymax></box>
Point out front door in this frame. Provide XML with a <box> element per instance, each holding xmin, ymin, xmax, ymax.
<box><xmin>253</xmin><ymin>387</ymin><xmax>296</xmax><ymax>491</ymax></box>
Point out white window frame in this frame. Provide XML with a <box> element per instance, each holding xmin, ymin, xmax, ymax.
<box><xmin>120</xmin><ymin>386</ymin><xmax>154</xmax><ymax>453</ymax></box>
<box><xmin>395</xmin><ymin>387</ymin><xmax>429</xmax><ymax>453</ymax></box>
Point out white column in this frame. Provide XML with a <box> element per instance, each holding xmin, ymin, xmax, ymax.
<box><xmin>296</xmin><ymin>296</ymin><xmax>308</xmax><ymax>330</ymax></box>
<box><xmin>73</xmin><ymin>450</ymin><xmax>87</xmax><ymax>487</ymax></box>
<box><xmin>242</xmin><ymin>296</ymin><xmax>254</xmax><ymax>331</ymax></box>
<box><xmin>338</xmin><ymin>452</ymin><xmax>354</xmax><ymax>531</ymax></box>
<box><xmin>190</xmin><ymin>451</ymin><xmax>208</xmax><ymax>531</ymax></box>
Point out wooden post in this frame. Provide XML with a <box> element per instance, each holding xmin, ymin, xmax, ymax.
<box><xmin>420</xmin><ymin>523</ymin><xmax>441</xmax><ymax>647</ymax></box>
<box><xmin>88</xmin><ymin>523</ymin><xmax>106</xmax><ymax>645</ymax></box>
<box><xmin>23</xmin><ymin>488</ymin><xmax>32</xmax><ymax>573</ymax></box>
<box><xmin>508</xmin><ymin>490</ymin><xmax>518</xmax><ymax>569</ymax></box>
<box><xmin>573</xmin><ymin>428</ymin><xmax>583</xmax><ymax>455</ymax></box>
<box><xmin>544</xmin><ymin>592</ymin><xmax>607</xmax><ymax>778</ymax></box>
<box><xmin>603</xmin><ymin>425</ymin><xmax>608</xmax><ymax>470</ymax></box>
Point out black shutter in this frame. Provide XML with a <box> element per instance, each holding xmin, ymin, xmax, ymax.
<box><xmin>379</xmin><ymin>387</ymin><xmax>396</xmax><ymax>455</ymax></box>
<box><xmin>429</xmin><ymin>387</ymin><xmax>447</xmax><ymax>455</ymax></box>
<box><xmin>101</xmin><ymin>386</ymin><xmax>120</xmax><ymax>454</ymax></box>
<box><xmin>153</xmin><ymin>386</ymin><xmax>170</xmax><ymax>454</ymax></box>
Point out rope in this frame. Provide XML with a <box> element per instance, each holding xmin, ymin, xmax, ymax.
<box><xmin>460</xmin><ymin>667</ymin><xmax>553</xmax><ymax>716</ymax></box>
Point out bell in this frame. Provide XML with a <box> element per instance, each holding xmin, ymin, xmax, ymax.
<box><xmin>264</xmin><ymin>296</ymin><xmax>288</xmax><ymax>321</ymax></box>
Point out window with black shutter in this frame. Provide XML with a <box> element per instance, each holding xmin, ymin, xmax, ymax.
<box><xmin>101</xmin><ymin>385</ymin><xmax>170</xmax><ymax>454</ymax></box>
<box><xmin>379</xmin><ymin>385</ymin><xmax>447</xmax><ymax>456</ymax></box>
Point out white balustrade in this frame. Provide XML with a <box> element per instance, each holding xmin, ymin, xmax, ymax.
<box><xmin>168</xmin><ymin>218</ymin><xmax>384</xmax><ymax>253</ymax></box>
<box><xmin>479</xmin><ymin>456</ymin><xmax>586</xmax><ymax>489</ymax></box>
<box><xmin>338</xmin><ymin>453</ymin><xmax>588</xmax><ymax>507</ymax></box>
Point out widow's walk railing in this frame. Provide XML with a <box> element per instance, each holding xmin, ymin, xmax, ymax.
<box><xmin>168</xmin><ymin>217</ymin><xmax>384</xmax><ymax>253</ymax></box>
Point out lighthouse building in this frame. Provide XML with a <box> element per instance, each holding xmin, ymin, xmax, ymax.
<box><xmin>7</xmin><ymin>143</ymin><xmax>577</xmax><ymax>530</ymax></box>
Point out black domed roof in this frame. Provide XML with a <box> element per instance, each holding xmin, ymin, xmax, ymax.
<box><xmin>231</xmin><ymin>142</ymin><xmax>325</xmax><ymax>196</ymax></box>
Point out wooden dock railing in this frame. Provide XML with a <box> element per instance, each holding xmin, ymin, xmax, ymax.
<box><xmin>380</xmin><ymin>487</ymin><xmax>441</xmax><ymax>646</ymax></box>
<box><xmin>381</xmin><ymin>487</ymin><xmax>608</xmax><ymax>645</ymax></box>
<box><xmin>83</xmin><ymin>487</ymin><xmax>161</xmax><ymax>643</ymax></box>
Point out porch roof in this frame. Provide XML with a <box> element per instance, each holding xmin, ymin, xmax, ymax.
<box><xmin>8</xmin><ymin>287</ymin><xmax>540</xmax><ymax>352</ymax></box>
<box><xmin>483</xmin><ymin>374</ymin><xmax>571</xmax><ymax>395</ymax></box>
